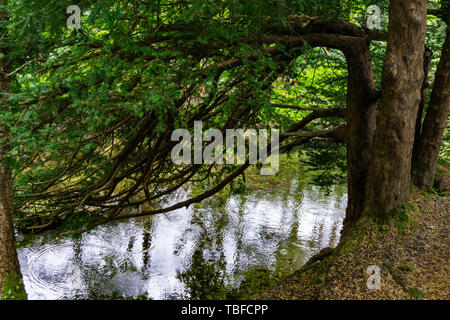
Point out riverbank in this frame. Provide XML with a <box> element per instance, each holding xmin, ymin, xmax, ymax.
<box><xmin>259</xmin><ymin>164</ymin><xmax>449</xmax><ymax>300</ymax></box>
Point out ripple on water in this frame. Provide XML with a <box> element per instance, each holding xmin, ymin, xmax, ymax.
<box><xmin>26</xmin><ymin>242</ymin><xmax>82</xmax><ymax>299</ymax></box>
<box><xmin>19</xmin><ymin>163</ymin><xmax>348</xmax><ymax>300</ymax></box>
<box><xmin>23</xmin><ymin>228</ymin><xmax>136</xmax><ymax>299</ymax></box>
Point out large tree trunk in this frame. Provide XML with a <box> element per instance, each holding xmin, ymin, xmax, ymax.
<box><xmin>0</xmin><ymin>0</ymin><xmax>26</xmax><ymax>300</ymax></box>
<box><xmin>342</xmin><ymin>40</ymin><xmax>378</xmax><ymax>233</ymax></box>
<box><xmin>412</xmin><ymin>26</ymin><xmax>450</xmax><ymax>188</ymax></box>
<box><xmin>362</xmin><ymin>0</ymin><xmax>429</xmax><ymax>221</ymax></box>
<box><xmin>0</xmin><ymin>129</ymin><xmax>25</xmax><ymax>300</ymax></box>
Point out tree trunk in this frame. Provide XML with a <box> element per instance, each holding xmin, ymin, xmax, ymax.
<box><xmin>363</xmin><ymin>0</ymin><xmax>429</xmax><ymax>221</ymax></box>
<box><xmin>0</xmin><ymin>0</ymin><xmax>26</xmax><ymax>300</ymax></box>
<box><xmin>413</xmin><ymin>47</ymin><xmax>433</xmax><ymax>153</ymax></box>
<box><xmin>0</xmin><ymin>130</ymin><xmax>26</xmax><ymax>300</ymax></box>
<box><xmin>412</xmin><ymin>25</ymin><xmax>450</xmax><ymax>188</ymax></box>
<box><xmin>296</xmin><ymin>33</ymin><xmax>378</xmax><ymax>234</ymax></box>
<box><xmin>342</xmin><ymin>40</ymin><xmax>378</xmax><ymax>233</ymax></box>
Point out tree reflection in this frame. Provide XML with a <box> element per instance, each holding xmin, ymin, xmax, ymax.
<box><xmin>21</xmin><ymin>156</ymin><xmax>346</xmax><ymax>300</ymax></box>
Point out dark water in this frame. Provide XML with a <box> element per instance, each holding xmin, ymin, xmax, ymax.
<box><xmin>17</xmin><ymin>157</ymin><xmax>347</xmax><ymax>300</ymax></box>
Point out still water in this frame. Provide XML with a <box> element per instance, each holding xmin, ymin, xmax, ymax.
<box><xmin>17</xmin><ymin>157</ymin><xmax>347</xmax><ymax>300</ymax></box>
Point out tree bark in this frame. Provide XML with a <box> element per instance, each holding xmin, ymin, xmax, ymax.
<box><xmin>285</xmin><ymin>32</ymin><xmax>379</xmax><ymax>233</ymax></box>
<box><xmin>413</xmin><ymin>47</ymin><xmax>433</xmax><ymax>153</ymax></box>
<box><xmin>342</xmin><ymin>40</ymin><xmax>378</xmax><ymax>234</ymax></box>
<box><xmin>0</xmin><ymin>0</ymin><xmax>26</xmax><ymax>300</ymax></box>
<box><xmin>286</xmin><ymin>33</ymin><xmax>379</xmax><ymax>232</ymax></box>
<box><xmin>412</xmin><ymin>26</ymin><xmax>450</xmax><ymax>188</ymax></box>
<box><xmin>0</xmin><ymin>129</ymin><xmax>25</xmax><ymax>300</ymax></box>
<box><xmin>363</xmin><ymin>0</ymin><xmax>429</xmax><ymax>221</ymax></box>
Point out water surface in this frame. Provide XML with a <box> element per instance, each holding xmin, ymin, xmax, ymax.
<box><xmin>18</xmin><ymin>157</ymin><xmax>347</xmax><ymax>299</ymax></box>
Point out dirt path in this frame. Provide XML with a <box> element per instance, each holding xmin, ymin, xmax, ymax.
<box><xmin>259</xmin><ymin>164</ymin><xmax>450</xmax><ymax>300</ymax></box>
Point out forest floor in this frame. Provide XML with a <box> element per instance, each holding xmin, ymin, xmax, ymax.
<box><xmin>259</xmin><ymin>163</ymin><xmax>449</xmax><ymax>300</ymax></box>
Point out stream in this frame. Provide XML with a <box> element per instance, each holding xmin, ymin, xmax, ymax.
<box><xmin>17</xmin><ymin>156</ymin><xmax>347</xmax><ymax>299</ymax></box>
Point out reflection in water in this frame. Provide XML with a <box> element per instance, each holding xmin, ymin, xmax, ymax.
<box><xmin>18</xmin><ymin>156</ymin><xmax>347</xmax><ymax>300</ymax></box>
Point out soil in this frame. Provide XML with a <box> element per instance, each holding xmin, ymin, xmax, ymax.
<box><xmin>259</xmin><ymin>163</ymin><xmax>450</xmax><ymax>300</ymax></box>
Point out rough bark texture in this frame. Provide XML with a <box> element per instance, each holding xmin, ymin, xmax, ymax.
<box><xmin>0</xmin><ymin>0</ymin><xmax>26</xmax><ymax>300</ymax></box>
<box><xmin>413</xmin><ymin>47</ymin><xmax>433</xmax><ymax>153</ymax></box>
<box><xmin>0</xmin><ymin>129</ymin><xmax>25</xmax><ymax>300</ymax></box>
<box><xmin>363</xmin><ymin>0</ymin><xmax>429</xmax><ymax>221</ymax></box>
<box><xmin>412</xmin><ymin>26</ymin><xmax>450</xmax><ymax>188</ymax></box>
<box><xmin>342</xmin><ymin>40</ymin><xmax>378</xmax><ymax>232</ymax></box>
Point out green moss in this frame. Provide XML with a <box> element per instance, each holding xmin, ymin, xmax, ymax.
<box><xmin>408</xmin><ymin>287</ymin><xmax>423</xmax><ymax>300</ymax></box>
<box><xmin>384</xmin><ymin>262</ymin><xmax>404</xmax><ymax>286</ymax></box>
<box><xmin>311</xmin><ymin>276</ymin><xmax>321</xmax><ymax>285</ymax></box>
<box><xmin>398</xmin><ymin>264</ymin><xmax>414</xmax><ymax>272</ymax></box>
<box><xmin>419</xmin><ymin>186</ymin><xmax>441</xmax><ymax>197</ymax></box>
<box><xmin>1</xmin><ymin>273</ymin><xmax>27</xmax><ymax>300</ymax></box>
<box><xmin>392</xmin><ymin>202</ymin><xmax>417</xmax><ymax>232</ymax></box>
<box><xmin>338</xmin><ymin>223</ymin><xmax>374</xmax><ymax>255</ymax></box>
<box><xmin>339</xmin><ymin>240</ymin><xmax>356</xmax><ymax>254</ymax></box>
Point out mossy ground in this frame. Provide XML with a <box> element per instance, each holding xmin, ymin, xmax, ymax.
<box><xmin>1</xmin><ymin>273</ymin><xmax>27</xmax><ymax>300</ymax></box>
<box><xmin>258</xmin><ymin>164</ymin><xmax>450</xmax><ymax>300</ymax></box>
